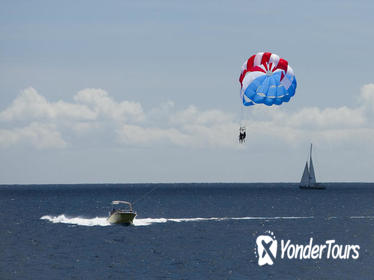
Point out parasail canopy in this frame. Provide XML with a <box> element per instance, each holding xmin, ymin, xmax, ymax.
<box><xmin>239</xmin><ymin>52</ymin><xmax>297</xmax><ymax>106</ymax></box>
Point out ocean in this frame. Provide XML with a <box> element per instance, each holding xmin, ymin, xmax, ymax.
<box><xmin>1</xmin><ymin>183</ymin><xmax>374</xmax><ymax>279</ymax></box>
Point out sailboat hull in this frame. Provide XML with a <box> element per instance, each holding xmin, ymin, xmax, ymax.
<box><xmin>299</xmin><ymin>185</ymin><xmax>326</xmax><ymax>190</ymax></box>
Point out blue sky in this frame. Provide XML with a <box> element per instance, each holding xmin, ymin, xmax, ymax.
<box><xmin>1</xmin><ymin>0</ymin><xmax>374</xmax><ymax>183</ymax></box>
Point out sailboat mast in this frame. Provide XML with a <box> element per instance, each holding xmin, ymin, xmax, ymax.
<box><xmin>309</xmin><ymin>143</ymin><xmax>316</xmax><ymax>184</ymax></box>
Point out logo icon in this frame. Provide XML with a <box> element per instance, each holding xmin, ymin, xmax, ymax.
<box><xmin>256</xmin><ymin>231</ymin><xmax>278</xmax><ymax>266</ymax></box>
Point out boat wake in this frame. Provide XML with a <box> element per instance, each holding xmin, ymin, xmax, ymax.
<box><xmin>41</xmin><ymin>215</ymin><xmax>111</xmax><ymax>226</ymax></box>
<box><xmin>132</xmin><ymin>216</ymin><xmax>314</xmax><ymax>226</ymax></box>
<box><xmin>40</xmin><ymin>215</ymin><xmax>314</xmax><ymax>227</ymax></box>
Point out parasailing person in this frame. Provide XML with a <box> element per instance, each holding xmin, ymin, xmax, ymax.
<box><xmin>238</xmin><ymin>52</ymin><xmax>297</xmax><ymax>143</ymax></box>
<box><xmin>239</xmin><ymin>126</ymin><xmax>246</xmax><ymax>143</ymax></box>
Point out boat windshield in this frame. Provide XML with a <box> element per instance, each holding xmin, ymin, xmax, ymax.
<box><xmin>111</xmin><ymin>201</ymin><xmax>133</xmax><ymax>212</ymax></box>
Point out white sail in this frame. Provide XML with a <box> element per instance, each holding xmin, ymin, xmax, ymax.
<box><xmin>309</xmin><ymin>157</ymin><xmax>316</xmax><ymax>185</ymax></box>
<box><xmin>309</xmin><ymin>144</ymin><xmax>316</xmax><ymax>185</ymax></box>
<box><xmin>300</xmin><ymin>161</ymin><xmax>310</xmax><ymax>187</ymax></box>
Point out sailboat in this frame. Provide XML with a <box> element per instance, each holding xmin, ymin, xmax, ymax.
<box><xmin>299</xmin><ymin>144</ymin><xmax>326</xmax><ymax>190</ymax></box>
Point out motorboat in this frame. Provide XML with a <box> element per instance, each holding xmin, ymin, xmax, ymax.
<box><xmin>107</xmin><ymin>201</ymin><xmax>136</xmax><ymax>225</ymax></box>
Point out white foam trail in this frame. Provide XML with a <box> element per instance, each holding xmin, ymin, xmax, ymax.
<box><xmin>133</xmin><ymin>218</ymin><xmax>168</xmax><ymax>226</ymax></box>
<box><xmin>41</xmin><ymin>215</ymin><xmax>314</xmax><ymax>227</ymax></box>
<box><xmin>133</xmin><ymin>216</ymin><xmax>314</xmax><ymax>226</ymax></box>
<box><xmin>350</xmin><ymin>216</ymin><xmax>374</xmax><ymax>219</ymax></box>
<box><xmin>41</xmin><ymin>215</ymin><xmax>110</xmax><ymax>227</ymax></box>
<box><xmin>230</xmin><ymin>216</ymin><xmax>314</xmax><ymax>220</ymax></box>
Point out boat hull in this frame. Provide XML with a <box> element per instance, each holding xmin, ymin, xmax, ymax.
<box><xmin>108</xmin><ymin>211</ymin><xmax>136</xmax><ymax>225</ymax></box>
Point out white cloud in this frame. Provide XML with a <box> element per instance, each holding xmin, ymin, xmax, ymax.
<box><xmin>249</xmin><ymin>104</ymin><xmax>365</xmax><ymax>129</ymax></box>
<box><xmin>0</xmin><ymin>88</ymin><xmax>145</xmax><ymax>149</ymax></box>
<box><xmin>359</xmin><ymin>83</ymin><xmax>374</xmax><ymax>111</ymax></box>
<box><xmin>116</xmin><ymin>125</ymin><xmax>190</xmax><ymax>146</ymax></box>
<box><xmin>71</xmin><ymin>122</ymin><xmax>101</xmax><ymax>134</ymax></box>
<box><xmin>0</xmin><ymin>122</ymin><xmax>67</xmax><ymax>149</ymax></box>
<box><xmin>116</xmin><ymin>104</ymin><xmax>238</xmax><ymax>148</ymax></box>
<box><xmin>0</xmin><ymin>87</ymin><xmax>96</xmax><ymax>121</ymax></box>
<box><xmin>285</xmin><ymin>106</ymin><xmax>365</xmax><ymax>128</ymax></box>
<box><xmin>116</xmin><ymin>122</ymin><xmax>238</xmax><ymax>148</ymax></box>
<box><xmin>147</xmin><ymin>100</ymin><xmax>175</xmax><ymax>124</ymax></box>
<box><xmin>74</xmin><ymin>88</ymin><xmax>144</xmax><ymax>122</ymax></box>
<box><xmin>1</xmin><ymin>84</ymin><xmax>374</xmax><ymax>150</ymax></box>
<box><xmin>0</xmin><ymin>87</ymin><xmax>144</xmax><ymax>123</ymax></box>
<box><xmin>171</xmin><ymin>105</ymin><xmax>234</xmax><ymax>125</ymax></box>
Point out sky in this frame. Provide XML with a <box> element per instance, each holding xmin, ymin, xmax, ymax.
<box><xmin>1</xmin><ymin>0</ymin><xmax>374</xmax><ymax>184</ymax></box>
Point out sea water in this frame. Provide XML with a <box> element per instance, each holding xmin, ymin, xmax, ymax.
<box><xmin>1</xmin><ymin>183</ymin><xmax>374</xmax><ymax>279</ymax></box>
